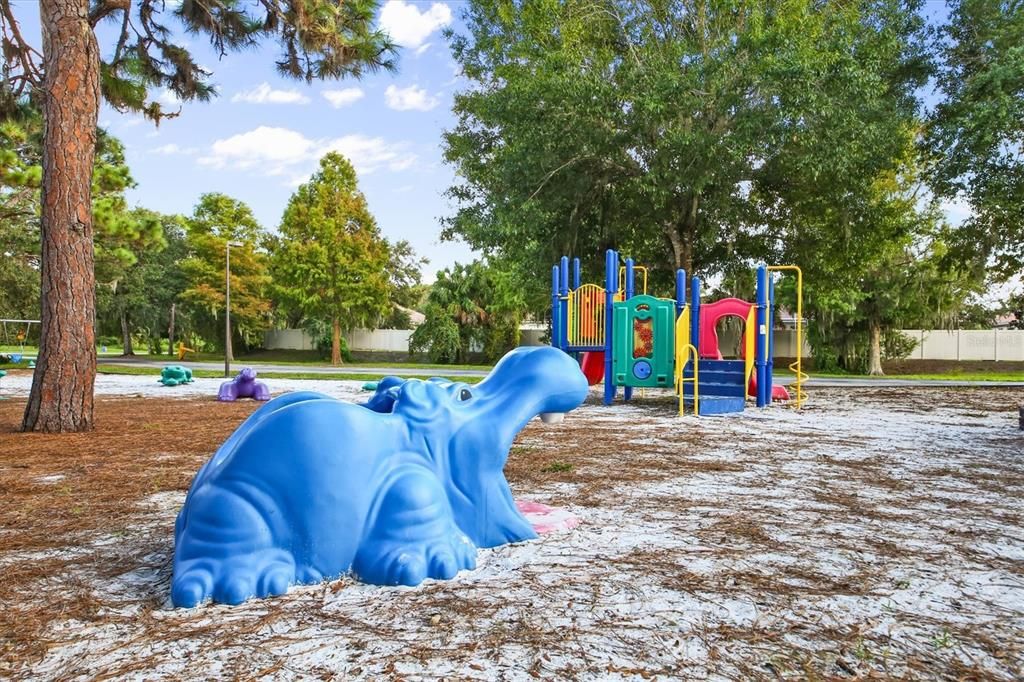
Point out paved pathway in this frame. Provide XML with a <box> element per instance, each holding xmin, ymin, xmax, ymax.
<box><xmin>97</xmin><ymin>357</ymin><xmax>489</xmax><ymax>377</ymax></box>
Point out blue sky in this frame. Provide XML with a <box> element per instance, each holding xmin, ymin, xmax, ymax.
<box><xmin>14</xmin><ymin>0</ymin><xmax>479</xmax><ymax>280</ymax></box>
<box><xmin>121</xmin><ymin>0</ymin><xmax>478</xmax><ymax>279</ymax></box>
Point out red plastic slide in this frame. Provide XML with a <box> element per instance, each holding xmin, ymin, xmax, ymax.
<box><xmin>580</xmin><ymin>351</ymin><xmax>605</xmax><ymax>386</ymax></box>
<box><xmin>747</xmin><ymin>373</ymin><xmax>791</xmax><ymax>402</ymax></box>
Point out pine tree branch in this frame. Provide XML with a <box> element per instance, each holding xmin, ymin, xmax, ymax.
<box><xmin>0</xmin><ymin>0</ymin><xmax>44</xmax><ymax>92</ymax></box>
<box><xmin>89</xmin><ymin>0</ymin><xmax>130</xmax><ymax>28</ymax></box>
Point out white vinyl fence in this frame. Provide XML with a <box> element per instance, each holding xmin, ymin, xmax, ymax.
<box><xmin>265</xmin><ymin>327</ymin><xmax>1024</xmax><ymax>362</ymax></box>
<box><xmin>897</xmin><ymin>329</ymin><xmax>1024</xmax><ymax>362</ymax></box>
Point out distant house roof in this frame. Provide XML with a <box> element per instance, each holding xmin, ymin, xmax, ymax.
<box><xmin>397</xmin><ymin>305</ymin><xmax>426</xmax><ymax>327</ymax></box>
<box><xmin>994</xmin><ymin>314</ymin><xmax>1018</xmax><ymax>329</ymax></box>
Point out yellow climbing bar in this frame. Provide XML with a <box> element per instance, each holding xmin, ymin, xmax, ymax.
<box><xmin>767</xmin><ymin>265</ymin><xmax>806</xmax><ymax>409</ymax></box>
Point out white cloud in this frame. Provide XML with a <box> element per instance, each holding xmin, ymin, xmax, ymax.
<box><xmin>384</xmin><ymin>84</ymin><xmax>439</xmax><ymax>112</ymax></box>
<box><xmin>231</xmin><ymin>82</ymin><xmax>311</xmax><ymax>105</ymax></box>
<box><xmin>379</xmin><ymin>0</ymin><xmax>452</xmax><ymax>49</ymax></box>
<box><xmin>151</xmin><ymin>143</ymin><xmax>197</xmax><ymax>156</ymax></box>
<box><xmin>322</xmin><ymin>87</ymin><xmax>365</xmax><ymax>108</ymax></box>
<box><xmin>157</xmin><ymin>88</ymin><xmax>181</xmax><ymax>106</ymax></box>
<box><xmin>415</xmin><ymin>43</ymin><xmax>432</xmax><ymax>57</ymax></box>
<box><xmin>325</xmin><ymin>134</ymin><xmax>417</xmax><ymax>173</ymax></box>
<box><xmin>200</xmin><ymin>127</ymin><xmax>315</xmax><ymax>172</ymax></box>
<box><xmin>200</xmin><ymin>126</ymin><xmax>416</xmax><ymax>177</ymax></box>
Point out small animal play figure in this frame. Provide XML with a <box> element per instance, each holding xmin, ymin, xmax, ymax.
<box><xmin>159</xmin><ymin>365</ymin><xmax>194</xmax><ymax>387</ymax></box>
<box><xmin>217</xmin><ymin>367</ymin><xmax>271</xmax><ymax>402</ymax></box>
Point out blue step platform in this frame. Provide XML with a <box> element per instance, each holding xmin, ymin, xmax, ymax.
<box><xmin>681</xmin><ymin>359</ymin><xmax>747</xmax><ymax>415</ymax></box>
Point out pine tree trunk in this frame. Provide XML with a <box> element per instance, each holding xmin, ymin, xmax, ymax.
<box><xmin>120</xmin><ymin>308</ymin><xmax>134</xmax><ymax>356</ymax></box>
<box><xmin>22</xmin><ymin>0</ymin><xmax>100</xmax><ymax>433</ymax></box>
<box><xmin>867</xmin><ymin>321</ymin><xmax>884</xmax><ymax>376</ymax></box>
<box><xmin>331</xmin><ymin>317</ymin><xmax>342</xmax><ymax>365</ymax></box>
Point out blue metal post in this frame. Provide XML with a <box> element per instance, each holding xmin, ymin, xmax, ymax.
<box><xmin>767</xmin><ymin>275</ymin><xmax>775</xmax><ymax>401</ymax></box>
<box><xmin>623</xmin><ymin>258</ymin><xmax>634</xmax><ymax>402</ymax></box>
<box><xmin>559</xmin><ymin>256</ymin><xmax>569</xmax><ymax>354</ymax></box>
<box><xmin>551</xmin><ymin>265</ymin><xmax>561</xmax><ymax>350</ymax></box>
<box><xmin>675</xmin><ymin>270</ymin><xmax>687</xmax><ymax>317</ymax></box>
<box><xmin>603</xmin><ymin>249</ymin><xmax>617</xmax><ymax>405</ymax></box>
<box><xmin>572</xmin><ymin>257</ymin><xmax>581</xmax><ymax>291</ymax></box>
<box><xmin>690</xmin><ymin>276</ymin><xmax>701</xmax><ymax>358</ymax></box>
<box><xmin>755</xmin><ymin>264</ymin><xmax>768</xmax><ymax>407</ymax></box>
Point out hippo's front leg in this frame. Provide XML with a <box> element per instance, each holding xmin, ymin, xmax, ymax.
<box><xmin>352</xmin><ymin>466</ymin><xmax>477</xmax><ymax>586</ymax></box>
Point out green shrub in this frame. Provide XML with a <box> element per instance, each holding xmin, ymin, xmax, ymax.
<box><xmin>409</xmin><ymin>306</ymin><xmax>461</xmax><ymax>363</ymax></box>
<box><xmin>882</xmin><ymin>330</ymin><xmax>918</xmax><ymax>360</ymax></box>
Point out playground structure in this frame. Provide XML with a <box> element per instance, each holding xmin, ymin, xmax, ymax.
<box><xmin>0</xmin><ymin>319</ymin><xmax>38</xmax><ymax>352</ymax></box>
<box><xmin>176</xmin><ymin>342</ymin><xmax>196</xmax><ymax>361</ymax></box>
<box><xmin>551</xmin><ymin>251</ymin><xmax>805</xmax><ymax>415</ymax></box>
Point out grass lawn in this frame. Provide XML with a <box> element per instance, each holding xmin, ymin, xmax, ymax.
<box><xmin>1</xmin><ymin>344</ymin><xmax>134</xmax><ymax>356</ymax></box>
<box><xmin>150</xmin><ymin>348</ymin><xmax>494</xmax><ymax>371</ymax></box>
<box><xmin>95</xmin><ymin>363</ymin><xmax>484</xmax><ymax>384</ymax></box>
<box><xmin>777</xmin><ymin>370</ymin><xmax>1023</xmax><ymax>382</ymax></box>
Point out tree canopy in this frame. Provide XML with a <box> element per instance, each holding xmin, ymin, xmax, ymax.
<box><xmin>443</xmin><ymin>0</ymin><xmax>931</xmax><ymax>312</ymax></box>
<box><xmin>927</xmin><ymin>0</ymin><xmax>1024</xmax><ymax>279</ymax></box>
<box><xmin>179</xmin><ymin>193</ymin><xmax>273</xmax><ymax>353</ymax></box>
<box><xmin>272</xmin><ymin>152</ymin><xmax>392</xmax><ymax>364</ymax></box>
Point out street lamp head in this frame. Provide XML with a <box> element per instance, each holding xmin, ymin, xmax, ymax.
<box><xmin>228</xmin><ymin>241</ymin><xmax>244</xmax><ymax>248</ymax></box>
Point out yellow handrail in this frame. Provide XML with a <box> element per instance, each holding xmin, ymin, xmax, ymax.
<box><xmin>674</xmin><ymin>307</ymin><xmax>699</xmax><ymax>416</ymax></box>
<box><xmin>619</xmin><ymin>265</ymin><xmax>648</xmax><ymax>295</ymax></box>
<box><xmin>676</xmin><ymin>344</ymin><xmax>699</xmax><ymax>417</ymax></box>
<box><xmin>767</xmin><ymin>265</ymin><xmax>806</xmax><ymax>409</ymax></box>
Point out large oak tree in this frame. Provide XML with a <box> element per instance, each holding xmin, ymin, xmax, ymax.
<box><xmin>927</xmin><ymin>0</ymin><xmax>1024</xmax><ymax>280</ymax></box>
<box><xmin>443</xmin><ymin>0</ymin><xmax>930</xmax><ymax>307</ymax></box>
<box><xmin>1</xmin><ymin>0</ymin><xmax>396</xmax><ymax>431</ymax></box>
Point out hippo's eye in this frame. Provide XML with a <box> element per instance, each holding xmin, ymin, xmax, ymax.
<box><xmin>458</xmin><ymin>388</ymin><xmax>472</xmax><ymax>401</ymax></box>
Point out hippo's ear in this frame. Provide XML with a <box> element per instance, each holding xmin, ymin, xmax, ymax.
<box><xmin>361</xmin><ymin>376</ymin><xmax>408</xmax><ymax>413</ymax></box>
<box><xmin>392</xmin><ymin>380</ymin><xmax>448</xmax><ymax>423</ymax></box>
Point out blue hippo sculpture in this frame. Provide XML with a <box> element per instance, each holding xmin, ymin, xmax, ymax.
<box><xmin>171</xmin><ymin>346</ymin><xmax>589</xmax><ymax>607</ymax></box>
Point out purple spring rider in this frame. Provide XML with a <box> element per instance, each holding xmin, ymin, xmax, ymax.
<box><xmin>218</xmin><ymin>367</ymin><xmax>271</xmax><ymax>402</ymax></box>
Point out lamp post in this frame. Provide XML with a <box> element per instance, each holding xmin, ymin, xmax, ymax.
<box><xmin>225</xmin><ymin>241</ymin><xmax>243</xmax><ymax>377</ymax></box>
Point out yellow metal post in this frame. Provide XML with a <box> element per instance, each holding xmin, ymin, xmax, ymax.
<box><xmin>767</xmin><ymin>265</ymin><xmax>806</xmax><ymax>409</ymax></box>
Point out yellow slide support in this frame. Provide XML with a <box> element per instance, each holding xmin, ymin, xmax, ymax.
<box><xmin>767</xmin><ymin>265</ymin><xmax>807</xmax><ymax>409</ymax></box>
